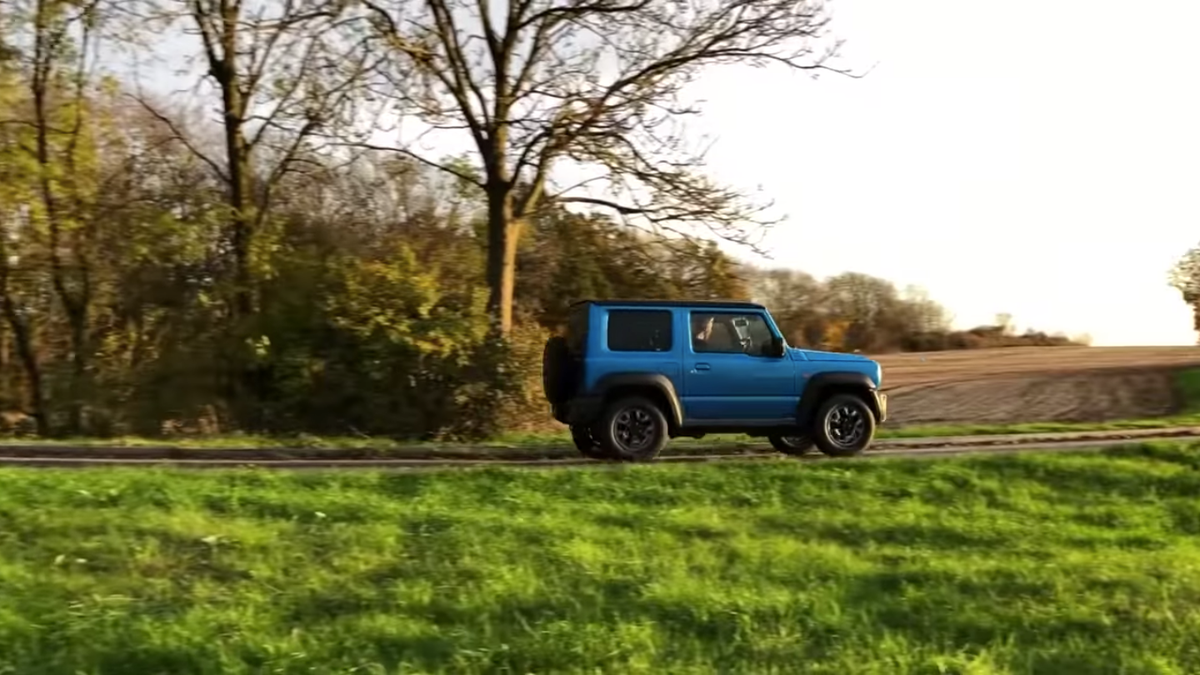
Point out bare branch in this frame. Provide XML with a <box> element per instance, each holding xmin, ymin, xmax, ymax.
<box><xmin>129</xmin><ymin>93</ymin><xmax>230</xmax><ymax>182</ymax></box>
<box><xmin>337</xmin><ymin>140</ymin><xmax>485</xmax><ymax>188</ymax></box>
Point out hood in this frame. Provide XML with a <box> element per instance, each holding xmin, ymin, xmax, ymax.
<box><xmin>789</xmin><ymin>347</ymin><xmax>873</xmax><ymax>362</ymax></box>
<box><xmin>790</xmin><ymin>347</ymin><xmax>884</xmax><ymax>387</ymax></box>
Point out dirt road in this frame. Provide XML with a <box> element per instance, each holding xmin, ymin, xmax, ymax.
<box><xmin>872</xmin><ymin>346</ymin><xmax>1200</xmax><ymax>425</ymax></box>
<box><xmin>0</xmin><ymin>426</ymin><xmax>1195</xmax><ymax>470</ymax></box>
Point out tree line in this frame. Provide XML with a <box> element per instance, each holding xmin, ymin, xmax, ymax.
<box><xmin>0</xmin><ymin>0</ymin><xmax>1081</xmax><ymax>439</ymax></box>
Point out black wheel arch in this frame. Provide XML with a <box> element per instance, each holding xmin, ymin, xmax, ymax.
<box><xmin>797</xmin><ymin>371</ymin><xmax>883</xmax><ymax>427</ymax></box>
<box><xmin>542</xmin><ymin>336</ymin><xmax>579</xmax><ymax>404</ymax></box>
<box><xmin>593</xmin><ymin>373</ymin><xmax>684</xmax><ymax>433</ymax></box>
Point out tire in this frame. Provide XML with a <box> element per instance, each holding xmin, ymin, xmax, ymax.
<box><xmin>596</xmin><ymin>395</ymin><xmax>669</xmax><ymax>462</ymax></box>
<box><xmin>542</xmin><ymin>336</ymin><xmax>572</xmax><ymax>403</ymax></box>
<box><xmin>811</xmin><ymin>393</ymin><xmax>876</xmax><ymax>457</ymax></box>
<box><xmin>768</xmin><ymin>435</ymin><xmax>815</xmax><ymax>456</ymax></box>
<box><xmin>570</xmin><ymin>425</ymin><xmax>611</xmax><ymax>460</ymax></box>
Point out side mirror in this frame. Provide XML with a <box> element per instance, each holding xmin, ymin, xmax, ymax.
<box><xmin>769</xmin><ymin>336</ymin><xmax>785</xmax><ymax>357</ymax></box>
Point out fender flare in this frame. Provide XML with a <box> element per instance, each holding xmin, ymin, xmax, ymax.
<box><xmin>593</xmin><ymin>372</ymin><xmax>684</xmax><ymax>429</ymax></box>
<box><xmin>796</xmin><ymin>371</ymin><xmax>881</xmax><ymax>426</ymax></box>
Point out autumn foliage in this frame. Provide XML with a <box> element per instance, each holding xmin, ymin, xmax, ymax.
<box><xmin>0</xmin><ymin>0</ymin><xmax>1083</xmax><ymax>440</ymax></box>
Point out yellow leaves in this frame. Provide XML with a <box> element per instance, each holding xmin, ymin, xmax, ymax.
<box><xmin>326</xmin><ymin>242</ymin><xmax>491</xmax><ymax>360</ymax></box>
<box><xmin>822</xmin><ymin>318</ymin><xmax>851</xmax><ymax>352</ymax></box>
<box><xmin>0</xmin><ymin>75</ymin><xmax>114</xmax><ymax>238</ymax></box>
<box><xmin>249</xmin><ymin>335</ymin><xmax>271</xmax><ymax>359</ymax></box>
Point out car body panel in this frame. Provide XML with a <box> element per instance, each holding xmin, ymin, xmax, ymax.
<box><xmin>557</xmin><ymin>299</ymin><xmax>887</xmax><ymax>435</ymax></box>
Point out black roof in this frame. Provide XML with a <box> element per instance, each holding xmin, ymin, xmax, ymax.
<box><xmin>570</xmin><ymin>299</ymin><xmax>766</xmax><ymax>310</ymax></box>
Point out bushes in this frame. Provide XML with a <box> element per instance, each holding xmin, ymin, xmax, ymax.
<box><xmin>78</xmin><ymin>238</ymin><xmax>552</xmax><ymax>442</ymax></box>
<box><xmin>899</xmin><ymin>327</ymin><xmax>1082</xmax><ymax>353</ymax></box>
<box><xmin>231</xmin><ymin>241</ymin><xmax>549</xmax><ymax>441</ymax></box>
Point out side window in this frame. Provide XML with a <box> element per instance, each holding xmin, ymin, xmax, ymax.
<box><xmin>691</xmin><ymin>312</ymin><xmax>737</xmax><ymax>353</ymax></box>
<box><xmin>745</xmin><ymin>315</ymin><xmax>775</xmax><ymax>350</ymax></box>
<box><xmin>692</xmin><ymin>312</ymin><xmax>776</xmax><ymax>355</ymax></box>
<box><xmin>607</xmin><ymin>309</ymin><xmax>673</xmax><ymax>352</ymax></box>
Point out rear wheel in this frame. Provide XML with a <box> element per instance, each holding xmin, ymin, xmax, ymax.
<box><xmin>768</xmin><ymin>435</ymin><xmax>815</xmax><ymax>456</ymax></box>
<box><xmin>812</xmin><ymin>394</ymin><xmax>876</xmax><ymax>457</ymax></box>
<box><xmin>570</xmin><ymin>425</ymin><xmax>611</xmax><ymax>460</ymax></box>
<box><xmin>597</xmin><ymin>396</ymin><xmax>669</xmax><ymax>462</ymax></box>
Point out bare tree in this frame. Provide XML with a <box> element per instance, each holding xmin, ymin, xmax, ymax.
<box><xmin>901</xmin><ymin>284</ymin><xmax>949</xmax><ymax>333</ymax></box>
<box><xmin>355</xmin><ymin>0</ymin><xmax>850</xmax><ymax>334</ymax></box>
<box><xmin>127</xmin><ymin>0</ymin><xmax>379</xmax><ymax>425</ymax></box>
<box><xmin>136</xmin><ymin>0</ymin><xmax>375</xmax><ymax>318</ymax></box>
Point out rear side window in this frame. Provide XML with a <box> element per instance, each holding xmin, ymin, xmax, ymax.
<box><xmin>607</xmin><ymin>309</ymin><xmax>673</xmax><ymax>352</ymax></box>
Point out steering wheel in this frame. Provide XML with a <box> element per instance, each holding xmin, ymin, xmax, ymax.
<box><xmin>739</xmin><ymin>334</ymin><xmax>754</xmax><ymax>353</ymax></box>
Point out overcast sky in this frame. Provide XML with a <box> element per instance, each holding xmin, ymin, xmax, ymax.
<box><xmin>132</xmin><ymin>0</ymin><xmax>1200</xmax><ymax>346</ymax></box>
<box><xmin>690</xmin><ymin>0</ymin><xmax>1200</xmax><ymax>345</ymax></box>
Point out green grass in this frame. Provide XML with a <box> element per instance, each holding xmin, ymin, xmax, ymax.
<box><xmin>3</xmin><ymin>444</ymin><xmax>1200</xmax><ymax>673</ymax></box>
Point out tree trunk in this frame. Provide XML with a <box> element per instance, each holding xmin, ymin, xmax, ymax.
<box><xmin>0</xmin><ymin>294</ymin><xmax>51</xmax><ymax>437</ymax></box>
<box><xmin>485</xmin><ymin>190</ymin><xmax>521</xmax><ymax>335</ymax></box>
<box><xmin>222</xmin><ymin>86</ymin><xmax>254</xmax><ymax>320</ymax></box>
<box><xmin>216</xmin><ymin>56</ymin><xmax>258</xmax><ymax>427</ymax></box>
<box><xmin>66</xmin><ymin>307</ymin><xmax>87</xmax><ymax>433</ymax></box>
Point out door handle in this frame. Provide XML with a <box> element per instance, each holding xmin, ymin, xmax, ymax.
<box><xmin>694</xmin><ymin>363</ymin><xmax>711</xmax><ymax>371</ymax></box>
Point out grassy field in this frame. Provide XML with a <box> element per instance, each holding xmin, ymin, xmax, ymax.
<box><xmin>3</xmin><ymin>444</ymin><xmax>1200</xmax><ymax>674</ymax></box>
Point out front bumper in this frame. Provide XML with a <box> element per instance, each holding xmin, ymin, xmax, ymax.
<box><xmin>873</xmin><ymin>390</ymin><xmax>888</xmax><ymax>423</ymax></box>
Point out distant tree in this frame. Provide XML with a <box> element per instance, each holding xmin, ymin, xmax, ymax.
<box><xmin>748</xmin><ymin>267</ymin><xmax>826</xmax><ymax>346</ymax></box>
<box><xmin>994</xmin><ymin>312</ymin><xmax>1014</xmax><ymax>335</ymax></box>
<box><xmin>901</xmin><ymin>285</ymin><xmax>950</xmax><ymax>333</ymax></box>
<box><xmin>1169</xmin><ymin>247</ymin><xmax>1200</xmax><ymax>341</ymax></box>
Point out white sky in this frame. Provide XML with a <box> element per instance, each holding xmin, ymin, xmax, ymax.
<box><xmin>129</xmin><ymin>0</ymin><xmax>1200</xmax><ymax>346</ymax></box>
<box><xmin>692</xmin><ymin>0</ymin><xmax>1200</xmax><ymax>345</ymax></box>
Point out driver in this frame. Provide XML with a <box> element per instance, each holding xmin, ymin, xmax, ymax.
<box><xmin>692</xmin><ymin>315</ymin><xmax>715</xmax><ymax>349</ymax></box>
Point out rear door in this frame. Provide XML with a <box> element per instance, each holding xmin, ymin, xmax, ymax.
<box><xmin>681</xmin><ymin>310</ymin><xmax>796</xmax><ymax>423</ymax></box>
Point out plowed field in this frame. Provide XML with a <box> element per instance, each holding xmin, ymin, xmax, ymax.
<box><xmin>872</xmin><ymin>346</ymin><xmax>1200</xmax><ymax>425</ymax></box>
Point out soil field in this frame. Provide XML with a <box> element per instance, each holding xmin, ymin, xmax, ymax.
<box><xmin>872</xmin><ymin>346</ymin><xmax>1200</xmax><ymax>425</ymax></box>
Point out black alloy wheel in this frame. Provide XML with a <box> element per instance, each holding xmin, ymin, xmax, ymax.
<box><xmin>812</xmin><ymin>394</ymin><xmax>876</xmax><ymax>457</ymax></box>
<box><xmin>598</xmin><ymin>396</ymin><xmax>669</xmax><ymax>462</ymax></box>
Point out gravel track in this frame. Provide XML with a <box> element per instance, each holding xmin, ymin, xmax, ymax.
<box><xmin>1</xmin><ymin>426</ymin><xmax>1196</xmax><ymax>470</ymax></box>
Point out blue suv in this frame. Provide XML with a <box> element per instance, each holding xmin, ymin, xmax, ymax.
<box><xmin>542</xmin><ymin>299</ymin><xmax>888</xmax><ymax>461</ymax></box>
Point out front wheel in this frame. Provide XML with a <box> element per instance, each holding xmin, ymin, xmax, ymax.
<box><xmin>768</xmin><ymin>435</ymin><xmax>815</xmax><ymax>456</ymax></box>
<box><xmin>812</xmin><ymin>394</ymin><xmax>876</xmax><ymax>457</ymax></box>
<box><xmin>597</xmin><ymin>396</ymin><xmax>669</xmax><ymax>462</ymax></box>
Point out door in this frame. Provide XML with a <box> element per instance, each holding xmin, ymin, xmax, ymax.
<box><xmin>682</xmin><ymin>310</ymin><xmax>796</xmax><ymax>423</ymax></box>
